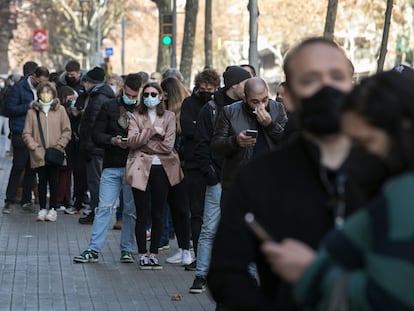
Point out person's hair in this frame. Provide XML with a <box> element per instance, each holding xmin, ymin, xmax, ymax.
<box><xmin>162</xmin><ymin>68</ymin><xmax>184</xmax><ymax>82</ymax></box>
<box><xmin>107</xmin><ymin>74</ymin><xmax>124</xmax><ymax>87</ymax></box>
<box><xmin>161</xmin><ymin>77</ymin><xmax>190</xmax><ymax>133</ymax></box>
<box><xmin>283</xmin><ymin>37</ymin><xmax>348</xmax><ymax>88</ymax></box>
<box><xmin>57</xmin><ymin>86</ymin><xmax>75</xmax><ymax>109</ymax></box>
<box><xmin>137</xmin><ymin>82</ymin><xmax>165</xmax><ymax>116</ymax></box>
<box><xmin>65</xmin><ymin>60</ymin><xmax>80</xmax><ymax>72</ymax></box>
<box><xmin>241</xmin><ymin>64</ymin><xmax>257</xmax><ymax>77</ymax></box>
<box><xmin>276</xmin><ymin>81</ymin><xmax>287</xmax><ymax>96</ymax></box>
<box><xmin>194</xmin><ymin>68</ymin><xmax>221</xmax><ymax>88</ymax></box>
<box><xmin>124</xmin><ymin>73</ymin><xmax>142</xmax><ymax>91</ymax></box>
<box><xmin>33</xmin><ymin>66</ymin><xmax>50</xmax><ymax>78</ymax></box>
<box><xmin>23</xmin><ymin>61</ymin><xmax>38</xmax><ymax>76</ymax></box>
<box><xmin>137</xmin><ymin>71</ymin><xmax>149</xmax><ymax>83</ymax></box>
<box><xmin>344</xmin><ymin>70</ymin><xmax>414</xmax><ymax>170</ymax></box>
<box><xmin>244</xmin><ymin>77</ymin><xmax>268</xmax><ymax>98</ymax></box>
<box><xmin>36</xmin><ymin>81</ymin><xmax>57</xmax><ymax>100</ymax></box>
<box><xmin>49</xmin><ymin>72</ymin><xmax>61</xmax><ymax>84</ymax></box>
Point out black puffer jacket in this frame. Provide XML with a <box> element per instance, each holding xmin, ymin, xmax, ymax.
<box><xmin>92</xmin><ymin>98</ymin><xmax>130</xmax><ymax>169</ymax></box>
<box><xmin>211</xmin><ymin>99</ymin><xmax>287</xmax><ymax>190</ymax></box>
<box><xmin>79</xmin><ymin>83</ymin><xmax>115</xmax><ymax>156</ymax></box>
<box><xmin>180</xmin><ymin>88</ymin><xmax>207</xmax><ymax>170</ymax></box>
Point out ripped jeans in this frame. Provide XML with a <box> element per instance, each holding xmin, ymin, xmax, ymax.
<box><xmin>88</xmin><ymin>167</ymin><xmax>136</xmax><ymax>253</ymax></box>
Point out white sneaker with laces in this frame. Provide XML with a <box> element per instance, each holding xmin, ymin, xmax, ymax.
<box><xmin>37</xmin><ymin>209</ymin><xmax>48</xmax><ymax>221</ymax></box>
<box><xmin>46</xmin><ymin>208</ymin><xmax>57</xmax><ymax>222</ymax></box>
<box><xmin>166</xmin><ymin>248</ymin><xmax>183</xmax><ymax>264</ymax></box>
<box><xmin>56</xmin><ymin>206</ymin><xmax>66</xmax><ymax>212</ymax></box>
<box><xmin>182</xmin><ymin>249</ymin><xmax>193</xmax><ymax>265</ymax></box>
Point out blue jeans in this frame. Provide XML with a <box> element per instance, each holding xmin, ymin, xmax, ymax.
<box><xmin>160</xmin><ymin>204</ymin><xmax>172</xmax><ymax>246</ymax></box>
<box><xmin>196</xmin><ymin>183</ymin><xmax>222</xmax><ymax>278</ymax></box>
<box><xmin>88</xmin><ymin>168</ymin><xmax>135</xmax><ymax>253</ymax></box>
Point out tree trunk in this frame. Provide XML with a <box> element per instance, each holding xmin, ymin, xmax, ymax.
<box><xmin>180</xmin><ymin>0</ymin><xmax>199</xmax><ymax>87</ymax></box>
<box><xmin>204</xmin><ymin>0</ymin><xmax>213</xmax><ymax>67</ymax></box>
<box><xmin>323</xmin><ymin>0</ymin><xmax>338</xmax><ymax>40</ymax></box>
<box><xmin>377</xmin><ymin>0</ymin><xmax>394</xmax><ymax>73</ymax></box>
<box><xmin>0</xmin><ymin>1</ymin><xmax>17</xmax><ymax>73</ymax></box>
<box><xmin>248</xmin><ymin>0</ymin><xmax>259</xmax><ymax>72</ymax></box>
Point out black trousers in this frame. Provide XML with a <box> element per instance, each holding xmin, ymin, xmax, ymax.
<box><xmin>133</xmin><ymin>165</ymin><xmax>170</xmax><ymax>254</ymax></box>
<box><xmin>168</xmin><ymin>181</ymin><xmax>191</xmax><ymax>250</ymax></box>
<box><xmin>184</xmin><ymin>169</ymin><xmax>207</xmax><ymax>255</ymax></box>
<box><xmin>5</xmin><ymin>135</ymin><xmax>36</xmax><ymax>204</ymax></box>
<box><xmin>37</xmin><ymin>165</ymin><xmax>59</xmax><ymax>210</ymax></box>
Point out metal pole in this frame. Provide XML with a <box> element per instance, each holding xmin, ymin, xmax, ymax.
<box><xmin>121</xmin><ymin>16</ymin><xmax>126</xmax><ymax>75</ymax></box>
<box><xmin>171</xmin><ymin>0</ymin><xmax>177</xmax><ymax>68</ymax></box>
<box><xmin>96</xmin><ymin>12</ymin><xmax>102</xmax><ymax>66</ymax></box>
<box><xmin>248</xmin><ymin>0</ymin><xmax>259</xmax><ymax>71</ymax></box>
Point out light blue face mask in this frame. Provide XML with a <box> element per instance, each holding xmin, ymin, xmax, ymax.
<box><xmin>122</xmin><ymin>94</ymin><xmax>137</xmax><ymax>105</ymax></box>
<box><xmin>143</xmin><ymin>96</ymin><xmax>160</xmax><ymax>108</ymax></box>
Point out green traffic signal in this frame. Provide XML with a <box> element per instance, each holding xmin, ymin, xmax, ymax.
<box><xmin>162</xmin><ymin>35</ymin><xmax>172</xmax><ymax>46</ymax></box>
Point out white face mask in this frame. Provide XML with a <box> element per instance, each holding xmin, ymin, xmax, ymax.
<box><xmin>0</xmin><ymin>82</ymin><xmax>4</xmax><ymax>88</ymax></box>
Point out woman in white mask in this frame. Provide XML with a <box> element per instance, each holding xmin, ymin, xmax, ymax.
<box><xmin>124</xmin><ymin>82</ymin><xmax>183</xmax><ymax>270</ymax></box>
<box><xmin>22</xmin><ymin>82</ymin><xmax>71</xmax><ymax>222</ymax></box>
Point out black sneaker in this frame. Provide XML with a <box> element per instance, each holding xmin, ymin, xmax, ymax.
<box><xmin>139</xmin><ymin>255</ymin><xmax>151</xmax><ymax>270</ymax></box>
<box><xmin>78</xmin><ymin>212</ymin><xmax>94</xmax><ymax>224</ymax></box>
<box><xmin>73</xmin><ymin>249</ymin><xmax>99</xmax><ymax>263</ymax></box>
<box><xmin>2</xmin><ymin>202</ymin><xmax>11</xmax><ymax>214</ymax></box>
<box><xmin>120</xmin><ymin>251</ymin><xmax>134</xmax><ymax>263</ymax></box>
<box><xmin>21</xmin><ymin>202</ymin><xmax>35</xmax><ymax>213</ymax></box>
<box><xmin>189</xmin><ymin>276</ymin><xmax>207</xmax><ymax>294</ymax></box>
<box><xmin>149</xmin><ymin>255</ymin><xmax>163</xmax><ymax>270</ymax></box>
<box><xmin>185</xmin><ymin>260</ymin><xmax>197</xmax><ymax>271</ymax></box>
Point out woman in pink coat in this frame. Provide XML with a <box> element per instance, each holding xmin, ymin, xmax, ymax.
<box><xmin>125</xmin><ymin>82</ymin><xmax>183</xmax><ymax>270</ymax></box>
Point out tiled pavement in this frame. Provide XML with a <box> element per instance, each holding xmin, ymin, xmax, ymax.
<box><xmin>0</xmin><ymin>136</ymin><xmax>215</xmax><ymax>311</ymax></box>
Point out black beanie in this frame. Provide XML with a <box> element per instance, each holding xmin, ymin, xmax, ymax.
<box><xmin>223</xmin><ymin>66</ymin><xmax>251</xmax><ymax>89</ymax></box>
<box><xmin>83</xmin><ymin>66</ymin><xmax>105</xmax><ymax>84</ymax></box>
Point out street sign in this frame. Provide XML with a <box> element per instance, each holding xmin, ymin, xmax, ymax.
<box><xmin>33</xmin><ymin>29</ymin><xmax>48</xmax><ymax>51</ymax></box>
<box><xmin>105</xmin><ymin>47</ymin><xmax>114</xmax><ymax>57</ymax></box>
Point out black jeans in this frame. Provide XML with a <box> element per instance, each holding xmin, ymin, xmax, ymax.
<box><xmin>37</xmin><ymin>165</ymin><xmax>59</xmax><ymax>210</ymax></box>
<box><xmin>184</xmin><ymin>170</ymin><xmax>207</xmax><ymax>255</ymax></box>
<box><xmin>5</xmin><ymin>135</ymin><xmax>36</xmax><ymax>204</ymax></box>
<box><xmin>85</xmin><ymin>153</ymin><xmax>103</xmax><ymax>210</ymax></box>
<box><xmin>133</xmin><ymin>165</ymin><xmax>170</xmax><ymax>254</ymax></box>
<box><xmin>168</xmin><ymin>181</ymin><xmax>191</xmax><ymax>250</ymax></box>
<box><xmin>71</xmin><ymin>143</ymin><xmax>88</xmax><ymax>208</ymax></box>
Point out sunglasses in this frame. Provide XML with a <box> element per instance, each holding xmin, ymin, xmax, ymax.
<box><xmin>143</xmin><ymin>92</ymin><xmax>158</xmax><ymax>98</ymax></box>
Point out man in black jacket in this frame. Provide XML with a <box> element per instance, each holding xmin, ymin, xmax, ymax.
<box><xmin>73</xmin><ymin>73</ymin><xmax>142</xmax><ymax>263</ymax></box>
<box><xmin>78</xmin><ymin>67</ymin><xmax>115</xmax><ymax>224</ymax></box>
<box><xmin>178</xmin><ymin>68</ymin><xmax>221</xmax><ymax>269</ymax></box>
<box><xmin>207</xmin><ymin>37</ymin><xmax>363</xmax><ymax>311</ymax></box>
<box><xmin>188</xmin><ymin>66</ymin><xmax>251</xmax><ymax>290</ymax></box>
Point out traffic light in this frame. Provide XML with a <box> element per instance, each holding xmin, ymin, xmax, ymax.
<box><xmin>162</xmin><ymin>14</ymin><xmax>173</xmax><ymax>46</ymax></box>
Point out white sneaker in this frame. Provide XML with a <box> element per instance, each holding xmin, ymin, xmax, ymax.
<box><xmin>166</xmin><ymin>249</ymin><xmax>183</xmax><ymax>264</ymax></box>
<box><xmin>46</xmin><ymin>208</ymin><xmax>57</xmax><ymax>222</ymax></box>
<box><xmin>37</xmin><ymin>209</ymin><xmax>48</xmax><ymax>221</ymax></box>
<box><xmin>182</xmin><ymin>249</ymin><xmax>193</xmax><ymax>265</ymax></box>
<box><xmin>56</xmin><ymin>206</ymin><xmax>66</xmax><ymax>212</ymax></box>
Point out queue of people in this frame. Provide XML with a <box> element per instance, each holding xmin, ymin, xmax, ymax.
<box><xmin>2</xmin><ymin>36</ymin><xmax>414</xmax><ymax>311</ymax></box>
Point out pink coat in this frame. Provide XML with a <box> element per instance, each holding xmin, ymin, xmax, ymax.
<box><xmin>124</xmin><ymin>110</ymin><xmax>184</xmax><ymax>191</ymax></box>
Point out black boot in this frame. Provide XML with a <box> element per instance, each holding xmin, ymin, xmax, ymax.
<box><xmin>79</xmin><ymin>210</ymin><xmax>94</xmax><ymax>224</ymax></box>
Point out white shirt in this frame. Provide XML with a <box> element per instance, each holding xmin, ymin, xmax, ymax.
<box><xmin>148</xmin><ymin>109</ymin><xmax>161</xmax><ymax>165</ymax></box>
<box><xmin>41</xmin><ymin>101</ymin><xmax>52</xmax><ymax>116</ymax></box>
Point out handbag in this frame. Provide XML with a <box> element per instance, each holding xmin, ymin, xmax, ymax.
<box><xmin>36</xmin><ymin>111</ymin><xmax>65</xmax><ymax>166</ymax></box>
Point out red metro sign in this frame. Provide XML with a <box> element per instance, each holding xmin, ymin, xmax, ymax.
<box><xmin>33</xmin><ymin>29</ymin><xmax>48</xmax><ymax>51</ymax></box>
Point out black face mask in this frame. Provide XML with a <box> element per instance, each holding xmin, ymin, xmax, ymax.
<box><xmin>65</xmin><ymin>75</ymin><xmax>78</xmax><ymax>86</ymax></box>
<box><xmin>198</xmin><ymin>90</ymin><xmax>214</xmax><ymax>103</ymax></box>
<box><xmin>300</xmin><ymin>86</ymin><xmax>345</xmax><ymax>135</ymax></box>
<box><xmin>347</xmin><ymin>148</ymin><xmax>389</xmax><ymax>198</ymax></box>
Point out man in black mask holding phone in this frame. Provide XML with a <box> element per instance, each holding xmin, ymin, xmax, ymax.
<box><xmin>208</xmin><ymin>37</ymin><xmax>367</xmax><ymax>310</ymax></box>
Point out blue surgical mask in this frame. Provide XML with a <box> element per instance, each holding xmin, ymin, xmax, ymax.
<box><xmin>110</xmin><ymin>85</ymin><xmax>118</xmax><ymax>95</ymax></box>
<box><xmin>143</xmin><ymin>96</ymin><xmax>160</xmax><ymax>108</ymax></box>
<box><xmin>122</xmin><ymin>94</ymin><xmax>137</xmax><ymax>105</ymax></box>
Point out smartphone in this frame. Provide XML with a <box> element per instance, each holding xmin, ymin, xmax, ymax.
<box><xmin>121</xmin><ymin>137</ymin><xmax>128</xmax><ymax>141</ymax></box>
<box><xmin>244</xmin><ymin>212</ymin><xmax>273</xmax><ymax>241</ymax></box>
<box><xmin>245</xmin><ymin>129</ymin><xmax>258</xmax><ymax>138</ymax></box>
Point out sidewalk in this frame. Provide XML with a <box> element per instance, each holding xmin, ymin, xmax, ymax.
<box><xmin>0</xmin><ymin>139</ymin><xmax>215</xmax><ymax>310</ymax></box>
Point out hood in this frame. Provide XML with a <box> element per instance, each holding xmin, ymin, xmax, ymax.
<box><xmin>90</xmin><ymin>83</ymin><xmax>116</xmax><ymax>99</ymax></box>
<box><xmin>30</xmin><ymin>98</ymin><xmax>61</xmax><ymax>111</ymax></box>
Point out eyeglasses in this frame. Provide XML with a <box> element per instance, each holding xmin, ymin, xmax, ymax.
<box><xmin>143</xmin><ymin>92</ymin><xmax>158</xmax><ymax>98</ymax></box>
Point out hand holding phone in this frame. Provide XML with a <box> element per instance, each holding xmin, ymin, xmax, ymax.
<box><xmin>244</xmin><ymin>212</ymin><xmax>273</xmax><ymax>241</ymax></box>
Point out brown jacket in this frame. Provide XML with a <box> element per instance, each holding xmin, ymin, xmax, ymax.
<box><xmin>22</xmin><ymin>99</ymin><xmax>72</xmax><ymax>168</ymax></box>
<box><xmin>125</xmin><ymin>110</ymin><xmax>183</xmax><ymax>191</ymax></box>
